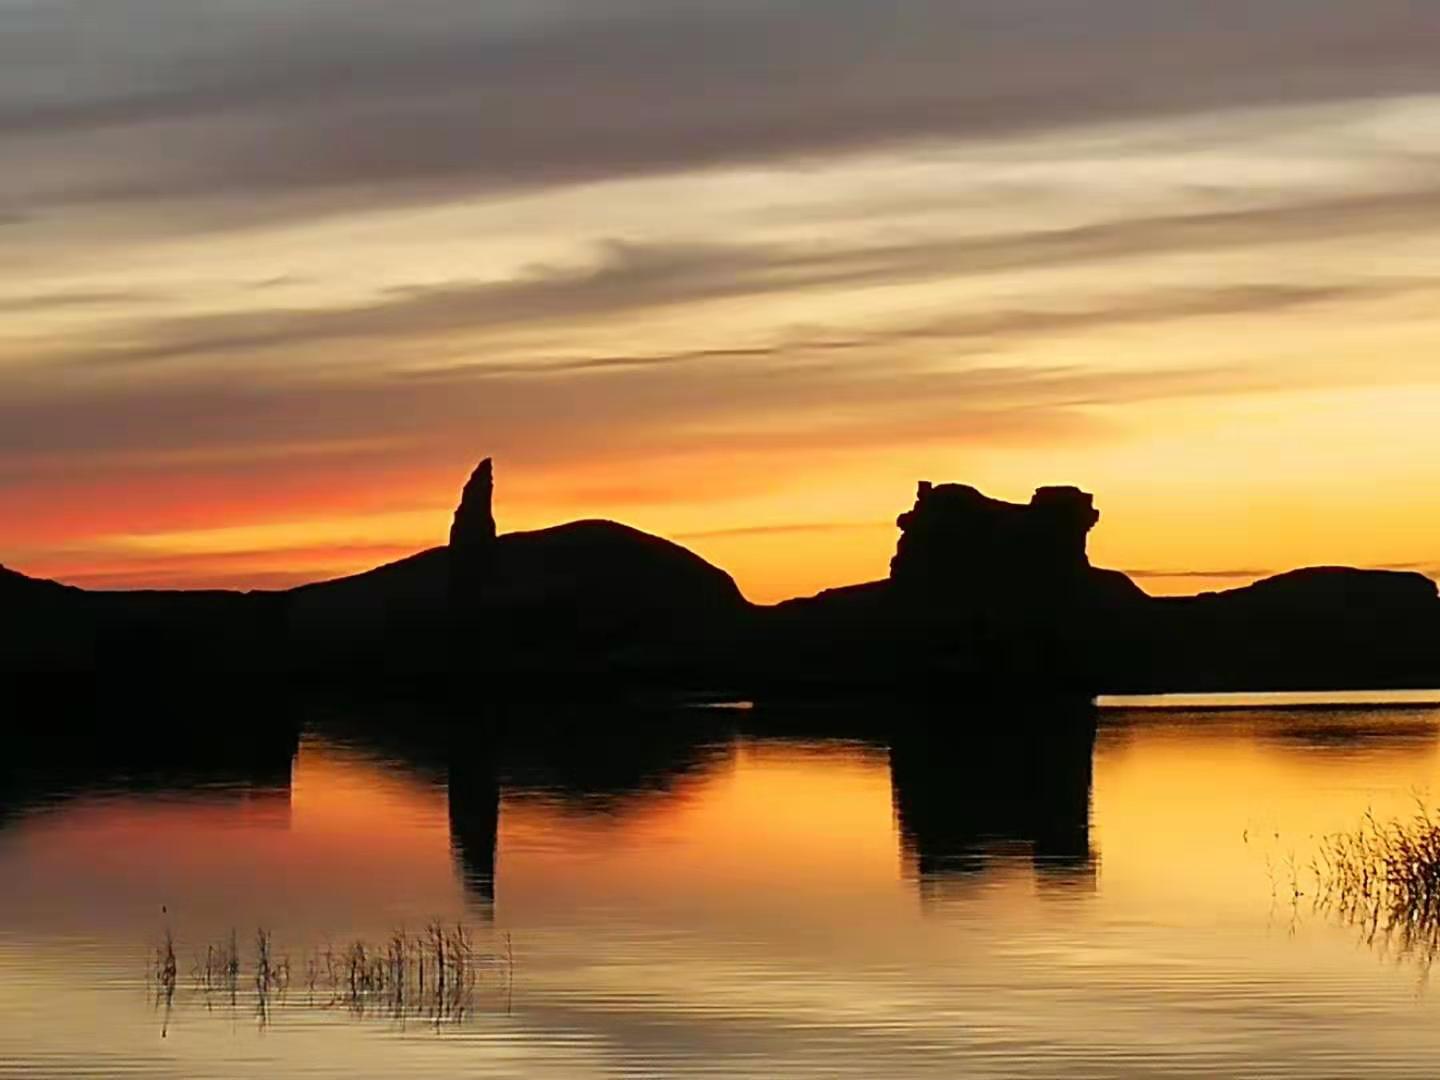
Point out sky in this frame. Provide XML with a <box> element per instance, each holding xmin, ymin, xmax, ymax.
<box><xmin>4</xmin><ymin>0</ymin><xmax>1440</xmax><ymax>602</ymax></box>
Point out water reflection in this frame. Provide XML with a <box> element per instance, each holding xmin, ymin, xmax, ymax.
<box><xmin>310</xmin><ymin>703</ymin><xmax>1096</xmax><ymax>911</ymax></box>
<box><xmin>9</xmin><ymin>695</ymin><xmax>1440</xmax><ymax>1078</ymax></box>
<box><xmin>18</xmin><ymin>697</ymin><xmax>1432</xmax><ymax>924</ymax></box>
<box><xmin>499</xmin><ymin>713</ymin><xmax>732</xmax><ymax>815</ymax></box>
<box><xmin>0</xmin><ymin>723</ymin><xmax>300</xmax><ymax>824</ymax></box>
<box><xmin>890</xmin><ymin>705</ymin><xmax>1097</xmax><ymax>898</ymax></box>
<box><xmin>423</xmin><ymin>701</ymin><xmax>1097</xmax><ymax>910</ymax></box>
<box><xmin>1262</xmin><ymin>711</ymin><xmax>1440</xmax><ymax>754</ymax></box>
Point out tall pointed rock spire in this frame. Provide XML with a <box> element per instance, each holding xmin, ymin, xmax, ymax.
<box><xmin>450</xmin><ymin>457</ymin><xmax>497</xmax><ymax>550</ymax></box>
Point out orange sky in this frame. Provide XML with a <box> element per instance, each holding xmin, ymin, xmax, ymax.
<box><xmin>4</xmin><ymin>5</ymin><xmax>1439</xmax><ymax>603</ymax></box>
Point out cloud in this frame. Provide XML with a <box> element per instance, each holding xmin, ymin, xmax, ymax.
<box><xmin>41</xmin><ymin>187</ymin><xmax>1439</xmax><ymax>373</ymax></box>
<box><xmin>1123</xmin><ymin>567</ymin><xmax>1277</xmax><ymax>580</ymax></box>
<box><xmin>1</xmin><ymin>203</ymin><xmax>1432</xmax><ymax>493</ymax></box>
<box><xmin>2</xmin><ymin>185</ymin><xmax>1433</xmax><ymax>559</ymax></box>
<box><xmin>674</xmin><ymin>521</ymin><xmax>888</xmax><ymax>541</ymax></box>
<box><xmin>0</xmin><ymin>289</ymin><xmax>163</xmax><ymax>314</ymax></box>
<box><xmin>409</xmin><ymin>280</ymin><xmax>1417</xmax><ymax>382</ymax></box>
<box><xmin>0</xmin><ymin>334</ymin><xmax>1272</xmax><ymax>524</ymax></box>
<box><xmin>52</xmin><ymin>566</ymin><xmax>351</xmax><ymax>592</ymax></box>
<box><xmin>7</xmin><ymin>1</ymin><xmax>1440</xmax><ymax>596</ymax></box>
<box><xmin>1375</xmin><ymin>562</ymin><xmax>1440</xmax><ymax>577</ymax></box>
<box><xmin>5</xmin><ymin>1</ymin><xmax>1439</xmax><ymax>221</ymax></box>
<box><xmin>62</xmin><ymin>241</ymin><xmax>788</xmax><ymax>367</ymax></box>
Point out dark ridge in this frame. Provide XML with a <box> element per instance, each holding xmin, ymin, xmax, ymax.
<box><xmin>1193</xmin><ymin>565</ymin><xmax>1438</xmax><ymax>610</ymax></box>
<box><xmin>2</xmin><ymin>458</ymin><xmax>1436</xmax><ymax>696</ymax></box>
<box><xmin>1</xmin><ymin>563</ymin><xmax>76</xmax><ymax>595</ymax></box>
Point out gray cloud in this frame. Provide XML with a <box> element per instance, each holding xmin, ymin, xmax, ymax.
<box><xmin>5</xmin><ymin>0</ymin><xmax>1439</xmax><ymax>220</ymax></box>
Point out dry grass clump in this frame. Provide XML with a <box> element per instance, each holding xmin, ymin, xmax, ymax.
<box><xmin>1316</xmin><ymin>806</ymin><xmax>1440</xmax><ymax>964</ymax></box>
<box><xmin>152</xmin><ymin>927</ymin><xmax>179</xmax><ymax>1036</ymax></box>
<box><xmin>154</xmin><ymin>921</ymin><xmax>512</xmax><ymax>1029</ymax></box>
<box><xmin>195</xmin><ymin>929</ymin><xmax>242</xmax><ymax>998</ymax></box>
<box><xmin>303</xmin><ymin>922</ymin><xmax>495</xmax><ymax>1023</ymax></box>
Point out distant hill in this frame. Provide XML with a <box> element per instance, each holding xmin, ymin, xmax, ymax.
<box><xmin>287</xmin><ymin>515</ymin><xmax>746</xmax><ymax>679</ymax></box>
<box><xmin>1119</xmin><ymin>567</ymin><xmax>1440</xmax><ymax>692</ymax></box>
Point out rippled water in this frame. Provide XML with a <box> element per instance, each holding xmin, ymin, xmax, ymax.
<box><xmin>6</xmin><ymin>694</ymin><xmax>1440</xmax><ymax>1077</ymax></box>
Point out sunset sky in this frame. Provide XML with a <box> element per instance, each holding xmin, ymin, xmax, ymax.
<box><xmin>4</xmin><ymin>0</ymin><xmax>1440</xmax><ymax>602</ymax></box>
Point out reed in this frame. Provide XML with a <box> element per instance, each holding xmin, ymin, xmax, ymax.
<box><xmin>151</xmin><ymin>926</ymin><xmax>179</xmax><ymax>1037</ymax></box>
<box><xmin>163</xmin><ymin>921</ymin><xmax>508</xmax><ymax>1028</ymax></box>
<box><xmin>1315</xmin><ymin>805</ymin><xmax>1440</xmax><ymax>964</ymax></box>
<box><xmin>154</xmin><ymin>926</ymin><xmax>178</xmax><ymax>997</ymax></box>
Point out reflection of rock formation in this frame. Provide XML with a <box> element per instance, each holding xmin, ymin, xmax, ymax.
<box><xmin>306</xmin><ymin>707</ymin><xmax>731</xmax><ymax>907</ymax></box>
<box><xmin>1259</xmin><ymin>708</ymin><xmax>1440</xmax><ymax>755</ymax></box>
<box><xmin>889</xmin><ymin>700</ymin><xmax>1098</xmax><ymax>897</ymax></box>
<box><xmin>448</xmin><ymin>746</ymin><xmax>500</xmax><ymax>910</ymax></box>
<box><xmin>497</xmin><ymin>711</ymin><xmax>730</xmax><ymax>815</ymax></box>
<box><xmin>322</xmin><ymin>708</ymin><xmax>731</xmax><ymax>908</ymax></box>
<box><xmin>294</xmin><ymin>705</ymin><xmax>503</xmax><ymax>909</ymax></box>
<box><xmin>0</xmin><ymin>717</ymin><xmax>300</xmax><ymax>827</ymax></box>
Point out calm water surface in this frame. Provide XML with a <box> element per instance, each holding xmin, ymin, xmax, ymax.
<box><xmin>6</xmin><ymin>694</ymin><xmax>1440</xmax><ymax>1077</ymax></box>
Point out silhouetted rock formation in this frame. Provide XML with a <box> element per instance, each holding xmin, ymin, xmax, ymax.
<box><xmin>450</xmin><ymin>458</ymin><xmax>497</xmax><ymax>551</ymax></box>
<box><xmin>757</xmin><ymin>481</ymin><xmax>1146</xmax><ymax>694</ymax></box>
<box><xmin>4</xmin><ymin>457</ymin><xmax>1438</xmax><ymax>695</ymax></box>
<box><xmin>284</xmin><ymin>461</ymin><xmax>749</xmax><ymax>684</ymax></box>
<box><xmin>449</xmin><ymin>457</ymin><xmax>498</xmax><ymax>610</ymax></box>
<box><xmin>887</xmin><ymin>481</ymin><xmax>1148</xmax><ymax>627</ymax></box>
<box><xmin>891</xmin><ymin>482</ymin><xmax>1098</xmax><ymax>594</ymax></box>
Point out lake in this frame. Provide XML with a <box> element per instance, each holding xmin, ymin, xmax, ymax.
<box><xmin>5</xmin><ymin>692</ymin><xmax>1440</xmax><ymax>1078</ymax></box>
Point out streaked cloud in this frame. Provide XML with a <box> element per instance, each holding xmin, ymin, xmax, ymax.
<box><xmin>26</xmin><ymin>187</ymin><xmax>1439</xmax><ymax>374</ymax></box>
<box><xmin>1123</xmin><ymin>568</ymin><xmax>1278</xmax><ymax>581</ymax></box>
<box><xmin>6</xmin><ymin>1</ymin><xmax>1439</xmax><ymax>227</ymax></box>
<box><xmin>675</xmin><ymin>522</ymin><xmax>888</xmax><ymax>542</ymax></box>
